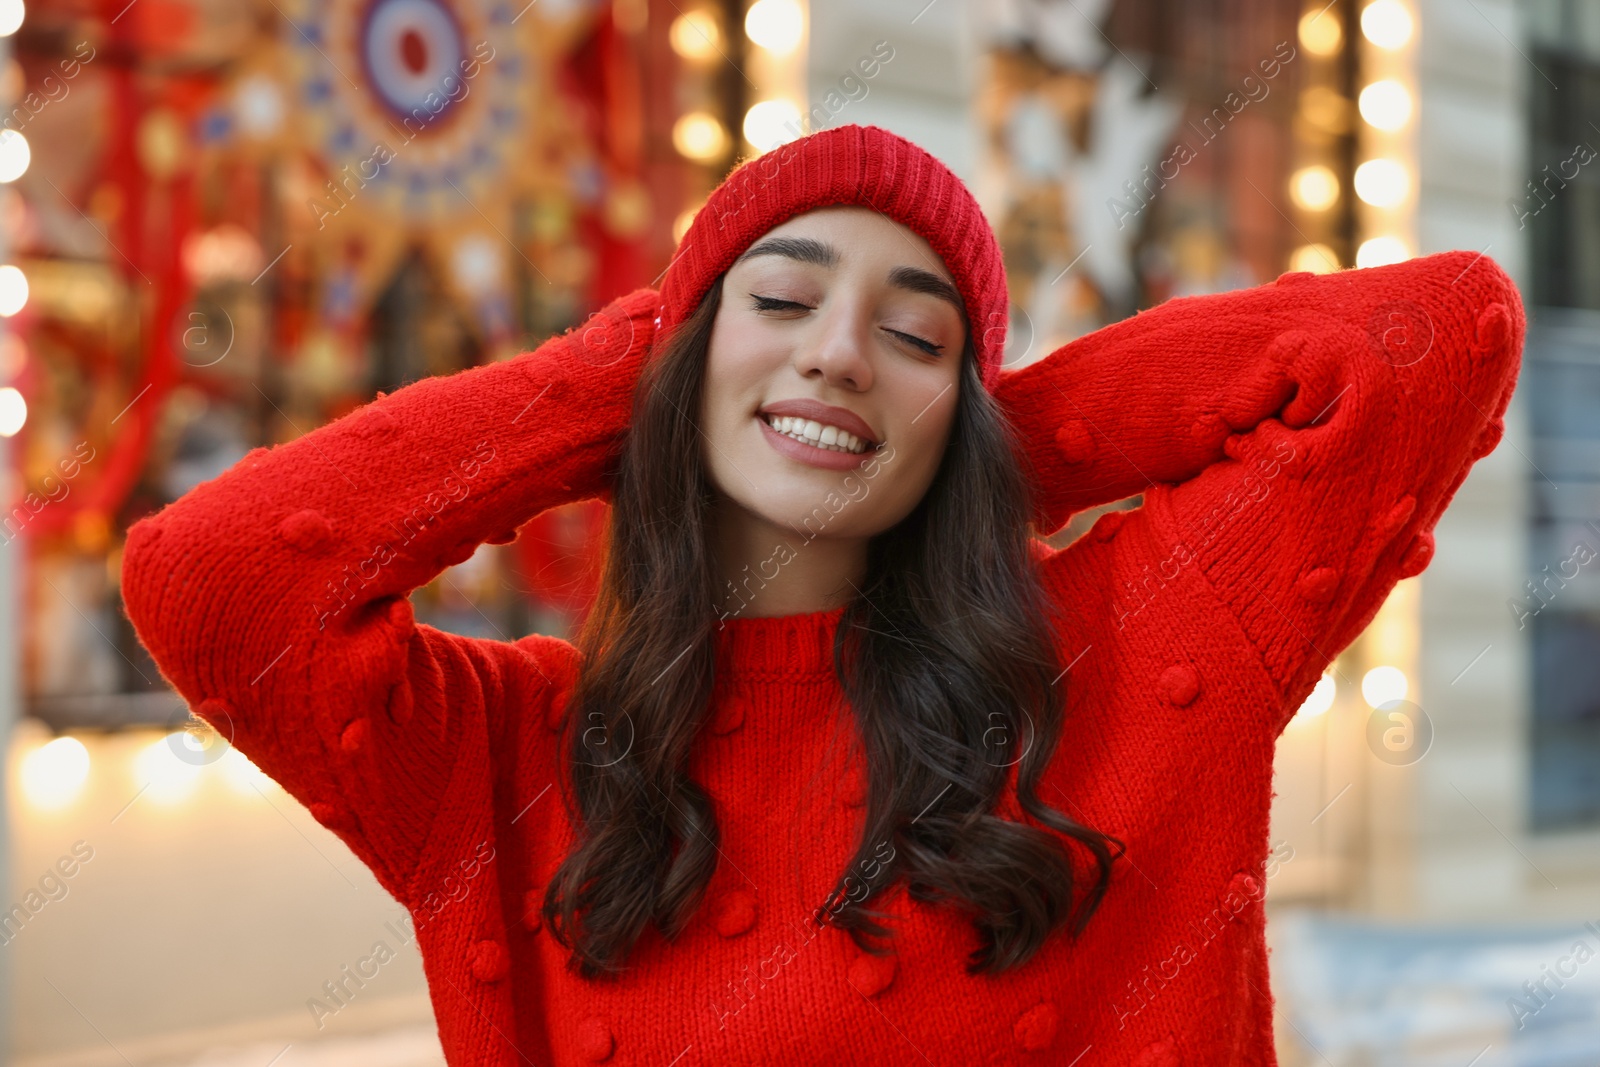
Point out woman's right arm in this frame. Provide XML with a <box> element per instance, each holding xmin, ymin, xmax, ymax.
<box><xmin>119</xmin><ymin>287</ymin><xmax>661</xmax><ymax>905</ymax></box>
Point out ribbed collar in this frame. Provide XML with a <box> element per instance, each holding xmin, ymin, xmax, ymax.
<box><xmin>712</xmin><ymin>604</ymin><xmax>847</xmax><ymax>678</ymax></box>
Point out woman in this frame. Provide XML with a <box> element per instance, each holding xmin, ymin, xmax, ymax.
<box><xmin>121</xmin><ymin>124</ymin><xmax>1524</xmax><ymax>1065</ymax></box>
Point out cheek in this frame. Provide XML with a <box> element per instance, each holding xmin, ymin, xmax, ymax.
<box><xmin>697</xmin><ymin>365</ymin><xmax>727</xmax><ymax>432</ymax></box>
<box><xmin>851</xmin><ymin>405</ymin><xmax>953</xmax><ymax>521</ymax></box>
<box><xmin>700</xmin><ymin>332</ymin><xmax>746</xmax><ymax>429</ymax></box>
<box><xmin>703</xmin><ymin>322</ymin><xmax>790</xmax><ymax>424</ymax></box>
<box><xmin>893</xmin><ymin>380</ymin><xmax>959</xmax><ymax>457</ymax></box>
<box><xmin>699</xmin><ymin>329</ymin><xmax>776</xmax><ymax>483</ymax></box>
<box><xmin>698</xmin><ymin>384</ymin><xmax>744</xmax><ymax>489</ymax></box>
<box><xmin>885</xmin><ymin>391</ymin><xmax>957</xmax><ymax>491</ymax></box>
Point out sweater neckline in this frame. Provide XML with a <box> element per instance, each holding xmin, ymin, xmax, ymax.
<box><xmin>713</xmin><ymin>603</ymin><xmax>847</xmax><ymax>678</ymax></box>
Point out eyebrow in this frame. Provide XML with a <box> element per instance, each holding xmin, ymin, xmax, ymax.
<box><xmin>734</xmin><ymin>236</ymin><xmax>967</xmax><ymax>319</ymax></box>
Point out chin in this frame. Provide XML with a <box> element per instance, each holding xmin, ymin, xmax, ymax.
<box><xmin>724</xmin><ymin>489</ymin><xmax>866</xmax><ymax>539</ymax></box>
<box><xmin>705</xmin><ymin>434</ymin><xmax>922</xmax><ymax>537</ymax></box>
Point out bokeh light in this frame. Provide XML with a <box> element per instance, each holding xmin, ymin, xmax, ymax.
<box><xmin>1359</xmin><ymin>80</ymin><xmax>1413</xmax><ymax>130</ymax></box>
<box><xmin>1290</xmin><ymin>243</ymin><xmax>1340</xmax><ymax>273</ymax></box>
<box><xmin>745</xmin><ymin>0</ymin><xmax>804</xmax><ymax>54</ymax></box>
<box><xmin>1361</xmin><ymin>665</ymin><xmax>1410</xmax><ymax>708</ymax></box>
<box><xmin>742</xmin><ymin>98</ymin><xmax>802</xmax><ymax>151</ymax></box>
<box><xmin>1298</xmin><ymin>7</ymin><xmax>1343</xmax><ymax>56</ymax></box>
<box><xmin>1291</xmin><ymin>165</ymin><xmax>1341</xmax><ymax>211</ymax></box>
<box><xmin>0</xmin><ymin>129</ymin><xmax>30</xmax><ymax>182</ymax></box>
<box><xmin>0</xmin><ymin>263</ymin><xmax>28</xmax><ymax>316</ymax></box>
<box><xmin>1355</xmin><ymin>158</ymin><xmax>1410</xmax><ymax>207</ymax></box>
<box><xmin>669</xmin><ymin>10</ymin><xmax>720</xmax><ymax>61</ymax></box>
<box><xmin>0</xmin><ymin>385</ymin><xmax>25</xmax><ymax>435</ymax></box>
<box><xmin>1357</xmin><ymin>236</ymin><xmax>1412</xmax><ymax>267</ymax></box>
<box><xmin>21</xmin><ymin>736</ymin><xmax>90</xmax><ymax>810</ymax></box>
<box><xmin>0</xmin><ymin>0</ymin><xmax>24</xmax><ymax>37</ymax></box>
<box><xmin>1362</xmin><ymin>0</ymin><xmax>1415</xmax><ymax>50</ymax></box>
<box><xmin>672</xmin><ymin>111</ymin><xmax>729</xmax><ymax>162</ymax></box>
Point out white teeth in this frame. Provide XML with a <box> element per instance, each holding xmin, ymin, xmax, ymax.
<box><xmin>762</xmin><ymin>414</ymin><xmax>871</xmax><ymax>454</ymax></box>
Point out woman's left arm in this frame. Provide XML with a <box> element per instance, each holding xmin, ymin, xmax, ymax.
<box><xmin>998</xmin><ymin>251</ymin><xmax>1525</xmax><ymax>730</ymax></box>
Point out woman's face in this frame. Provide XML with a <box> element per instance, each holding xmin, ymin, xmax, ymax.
<box><xmin>699</xmin><ymin>205</ymin><xmax>968</xmax><ymax>542</ymax></box>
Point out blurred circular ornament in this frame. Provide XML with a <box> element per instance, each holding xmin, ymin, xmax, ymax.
<box><xmin>360</xmin><ymin>0</ymin><xmax>468</xmax><ymax>123</ymax></box>
<box><xmin>284</xmin><ymin>0</ymin><xmax>532</xmax><ymax>223</ymax></box>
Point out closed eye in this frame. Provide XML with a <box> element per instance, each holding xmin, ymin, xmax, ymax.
<box><xmin>748</xmin><ymin>294</ymin><xmax>945</xmax><ymax>356</ymax></box>
<box><xmin>749</xmin><ymin>294</ymin><xmax>809</xmax><ymax>313</ymax></box>
<box><xmin>886</xmin><ymin>328</ymin><xmax>945</xmax><ymax>356</ymax></box>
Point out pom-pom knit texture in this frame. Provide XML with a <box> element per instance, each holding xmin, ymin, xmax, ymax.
<box><xmin>120</xmin><ymin>250</ymin><xmax>1524</xmax><ymax>1065</ymax></box>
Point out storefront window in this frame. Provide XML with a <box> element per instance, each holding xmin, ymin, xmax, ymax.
<box><xmin>1520</xmin><ymin>0</ymin><xmax>1600</xmax><ymax>830</ymax></box>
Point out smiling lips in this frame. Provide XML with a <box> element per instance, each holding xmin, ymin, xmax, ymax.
<box><xmin>762</xmin><ymin>413</ymin><xmax>872</xmax><ymax>455</ymax></box>
<box><xmin>758</xmin><ymin>399</ymin><xmax>878</xmax><ymax>446</ymax></box>
<box><xmin>756</xmin><ymin>399</ymin><xmax>882</xmax><ymax>470</ymax></box>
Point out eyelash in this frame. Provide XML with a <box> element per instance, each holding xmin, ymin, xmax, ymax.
<box><xmin>748</xmin><ymin>295</ymin><xmax>946</xmax><ymax>356</ymax></box>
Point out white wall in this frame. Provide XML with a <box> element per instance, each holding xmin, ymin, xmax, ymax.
<box><xmin>1411</xmin><ymin>0</ymin><xmax>1589</xmax><ymax>920</ymax></box>
<box><xmin>803</xmin><ymin>0</ymin><xmax>982</xmax><ymax>181</ymax></box>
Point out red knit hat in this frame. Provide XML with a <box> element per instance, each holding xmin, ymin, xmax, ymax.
<box><xmin>655</xmin><ymin>123</ymin><xmax>1011</xmax><ymax>393</ymax></box>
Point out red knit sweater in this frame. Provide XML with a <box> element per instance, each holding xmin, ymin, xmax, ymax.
<box><xmin>120</xmin><ymin>250</ymin><xmax>1524</xmax><ymax>1066</ymax></box>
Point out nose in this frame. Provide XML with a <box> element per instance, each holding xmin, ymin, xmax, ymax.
<box><xmin>793</xmin><ymin>301</ymin><xmax>874</xmax><ymax>391</ymax></box>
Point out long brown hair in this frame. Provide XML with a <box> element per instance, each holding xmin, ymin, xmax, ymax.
<box><xmin>541</xmin><ymin>272</ymin><xmax>1121</xmax><ymax>979</ymax></box>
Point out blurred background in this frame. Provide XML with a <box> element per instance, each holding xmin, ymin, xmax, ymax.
<box><xmin>0</xmin><ymin>0</ymin><xmax>1595</xmax><ymax>1063</ymax></box>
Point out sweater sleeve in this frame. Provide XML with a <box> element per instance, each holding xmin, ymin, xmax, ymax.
<box><xmin>996</xmin><ymin>251</ymin><xmax>1524</xmax><ymax>732</ymax></box>
<box><xmin>119</xmin><ymin>286</ymin><xmax>660</xmax><ymax>905</ymax></box>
